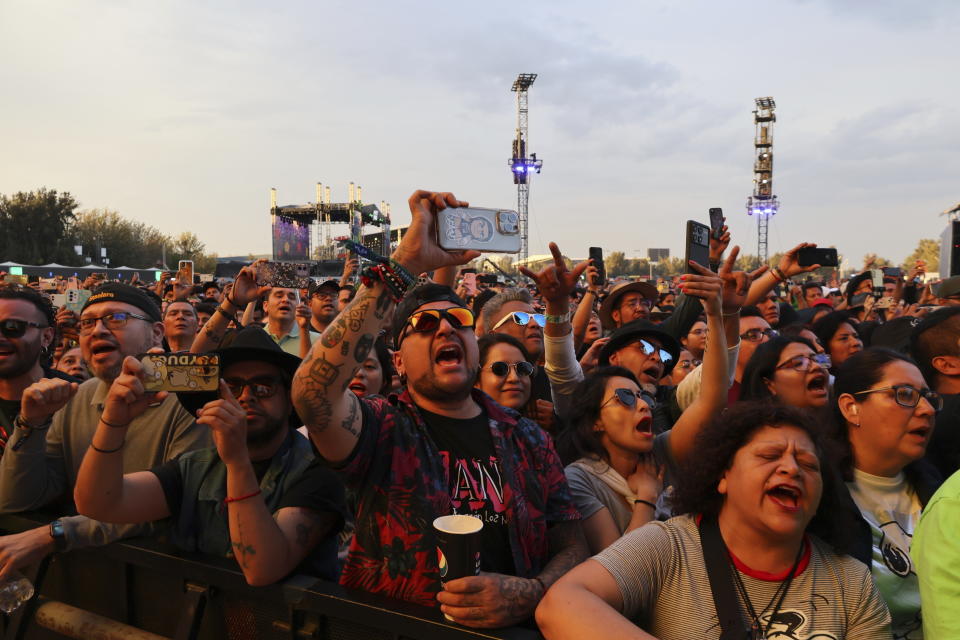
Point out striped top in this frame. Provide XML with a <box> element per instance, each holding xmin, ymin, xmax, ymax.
<box><xmin>593</xmin><ymin>515</ymin><xmax>891</xmax><ymax>640</ymax></box>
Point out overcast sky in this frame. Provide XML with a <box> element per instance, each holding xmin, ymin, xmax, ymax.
<box><xmin>2</xmin><ymin>0</ymin><xmax>958</xmax><ymax>267</ymax></box>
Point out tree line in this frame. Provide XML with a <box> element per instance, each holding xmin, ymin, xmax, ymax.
<box><xmin>0</xmin><ymin>188</ymin><xmax>218</xmax><ymax>272</ymax></box>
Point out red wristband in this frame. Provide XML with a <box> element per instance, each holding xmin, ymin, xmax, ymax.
<box><xmin>224</xmin><ymin>489</ymin><xmax>262</xmax><ymax>505</ymax></box>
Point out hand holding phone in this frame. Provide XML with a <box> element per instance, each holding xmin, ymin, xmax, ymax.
<box><xmin>684</xmin><ymin>221</ymin><xmax>711</xmax><ymax>273</ymax></box>
<box><xmin>708</xmin><ymin>208</ymin><xmax>725</xmax><ymax>241</ymax></box>
<box><xmin>140</xmin><ymin>353</ymin><xmax>221</xmax><ymax>393</ymax></box>
<box><xmin>588</xmin><ymin>247</ymin><xmax>606</xmax><ymax>287</ymax></box>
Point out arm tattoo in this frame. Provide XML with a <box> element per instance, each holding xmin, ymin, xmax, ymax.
<box><xmin>353</xmin><ymin>333</ymin><xmax>374</xmax><ymax>362</ymax></box>
<box><xmin>339</xmin><ymin>394</ymin><xmax>360</xmax><ymax>436</ymax></box>
<box><xmin>495</xmin><ymin>576</ymin><xmax>544</xmax><ymax>621</ymax></box>
<box><xmin>537</xmin><ymin>521</ymin><xmax>589</xmax><ymax>590</ymax></box>
<box><xmin>321</xmin><ymin>321</ymin><xmax>345</xmax><ymax>348</ymax></box>
<box><xmin>231</xmin><ymin>541</ymin><xmax>256</xmax><ymax>569</ymax></box>
<box><xmin>373</xmin><ymin>290</ymin><xmax>391</xmax><ymax>320</ymax></box>
<box><xmin>340</xmin><ymin>341</ymin><xmax>350</xmax><ymax>357</ymax></box>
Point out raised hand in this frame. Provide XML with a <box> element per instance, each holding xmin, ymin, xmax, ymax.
<box><xmin>517</xmin><ymin>242</ymin><xmax>589</xmax><ymax>307</ymax></box>
<box><xmin>20</xmin><ymin>378</ymin><xmax>79</xmax><ymax>427</ymax></box>
<box><xmin>390</xmin><ymin>190</ymin><xmax>481</xmax><ymax>276</ymax></box>
<box><xmin>55</xmin><ymin>307</ymin><xmax>79</xmax><ymax>342</ymax></box>
<box><xmin>627</xmin><ymin>454</ymin><xmax>663</xmax><ymax>504</ymax></box>
<box><xmin>680</xmin><ymin>263</ymin><xmax>724</xmax><ymax>316</ymax></box>
<box><xmin>709</xmin><ymin>224</ymin><xmax>731</xmax><ymax>263</ymax></box>
<box><xmin>780</xmin><ymin>242</ymin><xmax>821</xmax><ymax>278</ymax></box>
<box><xmin>231</xmin><ymin>259</ymin><xmax>271</xmax><ymax>307</ymax></box>
<box><xmin>719</xmin><ymin>246</ymin><xmax>768</xmax><ymax>313</ymax></box>
<box><xmin>101</xmin><ymin>356</ymin><xmax>167</xmax><ymax>427</ymax></box>
<box><xmin>196</xmin><ymin>380</ymin><xmax>248</xmax><ymax>466</ymax></box>
<box><xmin>295</xmin><ymin>302</ymin><xmax>311</xmax><ymax>329</ymax></box>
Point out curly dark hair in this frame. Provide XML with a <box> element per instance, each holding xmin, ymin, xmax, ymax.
<box><xmin>670</xmin><ymin>400</ymin><xmax>853</xmax><ymax>553</ymax></box>
<box><xmin>740</xmin><ymin>335</ymin><xmax>816</xmax><ymax>403</ymax></box>
<box><xmin>555</xmin><ymin>366</ymin><xmax>640</xmax><ymax>466</ymax></box>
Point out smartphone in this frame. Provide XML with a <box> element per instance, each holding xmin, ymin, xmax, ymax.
<box><xmin>140</xmin><ymin>353</ymin><xmax>221</xmax><ymax>393</ymax></box>
<box><xmin>708</xmin><ymin>208</ymin><xmax>725</xmax><ymax>241</ymax></box>
<box><xmin>870</xmin><ymin>269</ymin><xmax>885</xmax><ymax>297</ymax></box>
<box><xmin>882</xmin><ymin>267</ymin><xmax>903</xmax><ymax>279</ymax></box>
<box><xmin>256</xmin><ymin>262</ymin><xmax>313</xmax><ymax>289</ymax></box>
<box><xmin>51</xmin><ymin>293</ymin><xmax>66</xmax><ymax>308</ymax></box>
<box><xmin>462</xmin><ymin>272</ymin><xmax>478</xmax><ymax>297</ymax></box>
<box><xmin>436</xmin><ymin>207</ymin><xmax>522</xmax><ymax>253</ymax></box>
<box><xmin>588</xmin><ymin>247</ymin><xmax>606</xmax><ymax>287</ymax></box>
<box><xmin>64</xmin><ymin>289</ymin><xmax>92</xmax><ymax>313</ymax></box>
<box><xmin>684</xmin><ymin>221</ymin><xmax>711</xmax><ymax>273</ymax></box>
<box><xmin>178</xmin><ymin>260</ymin><xmax>194</xmax><ymax>286</ymax></box>
<box><xmin>797</xmin><ymin>247</ymin><xmax>839</xmax><ymax>268</ymax></box>
<box><xmin>67</xmin><ymin>276</ymin><xmax>80</xmax><ymax>290</ymax></box>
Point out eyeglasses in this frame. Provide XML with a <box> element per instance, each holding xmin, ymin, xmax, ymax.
<box><xmin>400</xmin><ymin>307</ymin><xmax>475</xmax><ymax>345</ymax></box>
<box><xmin>688</xmin><ymin>328</ymin><xmax>708</xmax><ymax>337</ymax></box>
<box><xmin>0</xmin><ymin>319</ymin><xmax>48</xmax><ymax>339</ymax></box>
<box><xmin>854</xmin><ymin>384</ymin><xmax>943</xmax><ymax>412</ymax></box>
<box><xmin>600</xmin><ymin>388</ymin><xmax>655</xmax><ymax>410</ymax></box>
<box><xmin>740</xmin><ymin>328</ymin><xmax>778</xmax><ymax>342</ymax></box>
<box><xmin>78</xmin><ymin>312</ymin><xmax>153</xmax><ymax>334</ymax></box>
<box><xmin>619</xmin><ymin>297</ymin><xmax>651</xmax><ymax>309</ymax></box>
<box><xmin>484</xmin><ymin>361</ymin><xmax>536</xmax><ymax>378</ymax></box>
<box><xmin>491</xmin><ymin>311</ymin><xmax>546</xmax><ymax>331</ymax></box>
<box><xmin>675</xmin><ymin>359</ymin><xmax>702</xmax><ymax>370</ymax></box>
<box><xmin>627</xmin><ymin>339</ymin><xmax>674</xmax><ymax>363</ymax></box>
<box><xmin>224</xmin><ymin>378</ymin><xmax>283</xmax><ymax>399</ymax></box>
<box><xmin>775</xmin><ymin>353</ymin><xmax>832</xmax><ymax>372</ymax></box>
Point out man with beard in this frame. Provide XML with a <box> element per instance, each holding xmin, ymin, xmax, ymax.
<box><xmin>0</xmin><ymin>283</ymin><xmax>209</xmax><ymax>578</ymax></box>
<box><xmin>162</xmin><ymin>300</ymin><xmax>199</xmax><ymax>352</ymax></box>
<box><xmin>292</xmin><ymin>190</ymin><xmax>586</xmax><ymax>629</ymax></box>
<box><xmin>307</xmin><ymin>280</ymin><xmax>340</xmax><ymax>334</ymax></box>
<box><xmin>0</xmin><ymin>286</ymin><xmax>79</xmax><ymax>456</ymax></box>
<box><xmin>73</xmin><ymin>326</ymin><xmax>346</xmax><ymax>584</ymax></box>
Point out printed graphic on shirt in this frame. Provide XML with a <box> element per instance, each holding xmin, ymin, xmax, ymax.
<box><xmin>877</xmin><ymin>520</ymin><xmax>913</xmax><ymax>577</ymax></box>
<box><xmin>441</xmin><ymin>452</ymin><xmax>509</xmax><ymax>526</ymax></box>
<box><xmin>760</xmin><ymin>609</ymin><xmax>838</xmax><ymax>640</ymax></box>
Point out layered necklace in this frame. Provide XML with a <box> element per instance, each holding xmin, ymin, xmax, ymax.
<box><xmin>728</xmin><ymin>540</ymin><xmax>806</xmax><ymax>639</ymax></box>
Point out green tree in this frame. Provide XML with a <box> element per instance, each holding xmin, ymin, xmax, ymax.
<box><xmin>862</xmin><ymin>253</ymin><xmax>892</xmax><ymax>270</ymax></box>
<box><xmin>72</xmin><ymin>209</ymin><xmax>169</xmax><ymax>268</ymax></box>
<box><xmin>902</xmin><ymin>238</ymin><xmax>939</xmax><ymax>272</ymax></box>
<box><xmin>0</xmin><ymin>188</ymin><xmax>79</xmax><ymax>264</ymax></box>
<box><xmin>606</xmin><ymin>251</ymin><xmax>627</xmax><ymax>277</ymax></box>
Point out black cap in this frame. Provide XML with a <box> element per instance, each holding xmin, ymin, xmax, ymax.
<box><xmin>598</xmin><ymin>319</ymin><xmax>682</xmax><ymax>376</ymax></box>
<box><xmin>308</xmin><ymin>279</ymin><xmax>340</xmax><ymax>296</ymax></box>
<box><xmin>176</xmin><ymin>326</ymin><xmax>303</xmax><ymax>427</ymax></box>
<box><xmin>390</xmin><ymin>283</ymin><xmax>466</xmax><ymax>345</ymax></box>
<box><xmin>83</xmin><ymin>283</ymin><xmax>161</xmax><ymax>322</ymax></box>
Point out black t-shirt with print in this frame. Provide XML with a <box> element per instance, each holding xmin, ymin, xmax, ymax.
<box><xmin>419</xmin><ymin>406</ymin><xmax>515</xmax><ymax>575</ymax></box>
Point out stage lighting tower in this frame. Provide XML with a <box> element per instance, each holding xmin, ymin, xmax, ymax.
<box><xmin>746</xmin><ymin>97</ymin><xmax>779</xmax><ymax>264</ymax></box>
<box><xmin>509</xmin><ymin>73</ymin><xmax>543</xmax><ymax>264</ymax></box>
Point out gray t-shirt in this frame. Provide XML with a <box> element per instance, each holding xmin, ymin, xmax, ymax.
<box><xmin>593</xmin><ymin>515</ymin><xmax>891</xmax><ymax>640</ymax></box>
<box><xmin>564</xmin><ymin>432</ymin><xmax>673</xmax><ymax>532</ymax></box>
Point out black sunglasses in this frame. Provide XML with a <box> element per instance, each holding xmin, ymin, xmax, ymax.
<box><xmin>399</xmin><ymin>307</ymin><xmax>475</xmax><ymax>346</ymax></box>
<box><xmin>0</xmin><ymin>319</ymin><xmax>48</xmax><ymax>339</ymax></box>
<box><xmin>485</xmin><ymin>361</ymin><xmax>536</xmax><ymax>378</ymax></box>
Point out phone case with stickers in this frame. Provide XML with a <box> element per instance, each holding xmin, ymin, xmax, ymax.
<box><xmin>140</xmin><ymin>353</ymin><xmax>221</xmax><ymax>393</ymax></box>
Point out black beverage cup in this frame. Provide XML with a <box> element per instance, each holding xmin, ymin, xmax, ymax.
<box><xmin>434</xmin><ymin>515</ymin><xmax>483</xmax><ymax>619</ymax></box>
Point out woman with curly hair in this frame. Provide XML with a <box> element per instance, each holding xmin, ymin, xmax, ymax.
<box><xmin>537</xmin><ymin>401</ymin><xmax>891</xmax><ymax>640</ymax></box>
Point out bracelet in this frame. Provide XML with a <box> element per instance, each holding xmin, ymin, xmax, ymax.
<box><xmin>224</xmin><ymin>489</ymin><xmax>262</xmax><ymax>505</ymax></box>
<box><xmin>90</xmin><ymin>441</ymin><xmax>124</xmax><ymax>454</ymax></box>
<box><xmin>632</xmin><ymin>498</ymin><xmax>657</xmax><ymax>510</ymax></box>
<box><xmin>13</xmin><ymin>415</ymin><xmax>51</xmax><ymax>432</ymax></box>
<box><xmin>544</xmin><ymin>310</ymin><xmax>572</xmax><ymax>324</ymax></box>
<box><xmin>224</xmin><ymin>293</ymin><xmax>239</xmax><ymax>309</ymax></box>
<box><xmin>215</xmin><ymin>305</ymin><xmax>237</xmax><ymax>324</ymax></box>
<box><xmin>771</xmin><ymin>267</ymin><xmax>787</xmax><ymax>282</ymax></box>
<box><xmin>721</xmin><ymin>309</ymin><xmax>741</xmax><ymax>317</ymax></box>
<box><xmin>99</xmin><ymin>416</ymin><xmax>127</xmax><ymax>429</ymax></box>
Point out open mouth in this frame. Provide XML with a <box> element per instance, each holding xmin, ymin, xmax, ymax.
<box><xmin>0</xmin><ymin>346</ymin><xmax>15</xmax><ymax>356</ymax></box>
<box><xmin>348</xmin><ymin>382</ymin><xmax>367</xmax><ymax>395</ymax></box>
<box><xmin>766</xmin><ymin>484</ymin><xmax>801</xmax><ymax>511</ymax></box>
<box><xmin>90</xmin><ymin>343</ymin><xmax>118</xmax><ymax>357</ymax></box>
<box><xmin>434</xmin><ymin>343</ymin><xmax>463</xmax><ymax>367</ymax></box>
<box><xmin>643</xmin><ymin>365</ymin><xmax>662</xmax><ymax>379</ymax></box>
<box><xmin>635</xmin><ymin>416</ymin><xmax>653</xmax><ymax>434</ymax></box>
<box><xmin>908</xmin><ymin>425</ymin><xmax>931</xmax><ymax>439</ymax></box>
<box><xmin>807</xmin><ymin>373</ymin><xmax>828</xmax><ymax>393</ymax></box>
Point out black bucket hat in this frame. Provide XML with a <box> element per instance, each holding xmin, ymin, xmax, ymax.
<box><xmin>176</xmin><ymin>326</ymin><xmax>303</xmax><ymax>427</ymax></box>
<box><xmin>598</xmin><ymin>319</ymin><xmax>682</xmax><ymax>376</ymax></box>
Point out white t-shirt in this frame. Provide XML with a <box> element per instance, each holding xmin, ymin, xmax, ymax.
<box><xmin>846</xmin><ymin>469</ymin><xmax>924</xmax><ymax>639</ymax></box>
<box><xmin>593</xmin><ymin>515</ymin><xmax>891</xmax><ymax>640</ymax></box>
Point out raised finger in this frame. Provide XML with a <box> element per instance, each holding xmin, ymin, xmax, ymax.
<box><xmin>721</xmin><ymin>246</ymin><xmax>740</xmax><ymax>273</ymax></box>
<box><xmin>569</xmin><ymin>259</ymin><xmax>590</xmax><ymax>280</ymax></box>
<box><xmin>748</xmin><ymin>265</ymin><xmax>769</xmax><ymax>280</ymax></box>
<box><xmin>517</xmin><ymin>266</ymin><xmax>538</xmax><ymax>280</ymax></box>
<box><xmin>548</xmin><ymin>242</ymin><xmax>565</xmax><ymax>271</ymax></box>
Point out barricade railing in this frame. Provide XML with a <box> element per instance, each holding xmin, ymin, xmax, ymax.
<box><xmin>0</xmin><ymin>513</ymin><xmax>542</xmax><ymax>640</ymax></box>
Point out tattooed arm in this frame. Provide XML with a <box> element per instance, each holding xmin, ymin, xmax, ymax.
<box><xmin>437</xmin><ymin>521</ymin><xmax>589</xmax><ymax>629</ymax></box>
<box><xmin>291</xmin><ymin>284</ymin><xmax>393</xmax><ymax>464</ymax></box>
<box><xmin>292</xmin><ymin>190</ymin><xmax>481</xmax><ymax>465</ymax></box>
<box><xmin>191</xmin><ymin>261</ymin><xmax>269</xmax><ymax>352</ymax></box>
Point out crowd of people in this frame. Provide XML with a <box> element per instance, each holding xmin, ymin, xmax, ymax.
<box><xmin>0</xmin><ymin>189</ymin><xmax>958</xmax><ymax>638</ymax></box>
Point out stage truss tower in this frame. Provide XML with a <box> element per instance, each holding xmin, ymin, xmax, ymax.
<box><xmin>509</xmin><ymin>73</ymin><xmax>543</xmax><ymax>265</ymax></box>
<box><xmin>746</xmin><ymin>97</ymin><xmax>779</xmax><ymax>264</ymax></box>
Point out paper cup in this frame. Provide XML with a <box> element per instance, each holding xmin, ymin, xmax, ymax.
<box><xmin>434</xmin><ymin>515</ymin><xmax>483</xmax><ymax>622</ymax></box>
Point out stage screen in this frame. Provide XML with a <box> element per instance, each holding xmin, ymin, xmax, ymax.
<box><xmin>272</xmin><ymin>215</ymin><xmax>311</xmax><ymax>261</ymax></box>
